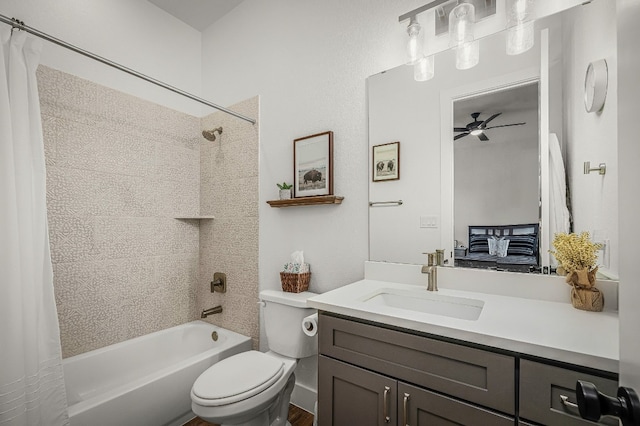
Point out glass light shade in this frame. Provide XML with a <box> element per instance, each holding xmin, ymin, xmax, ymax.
<box><xmin>506</xmin><ymin>0</ymin><xmax>534</xmax><ymax>26</ymax></box>
<box><xmin>455</xmin><ymin>40</ymin><xmax>479</xmax><ymax>70</ymax></box>
<box><xmin>507</xmin><ymin>21</ymin><xmax>534</xmax><ymax>55</ymax></box>
<box><xmin>414</xmin><ymin>56</ymin><xmax>435</xmax><ymax>82</ymax></box>
<box><xmin>406</xmin><ymin>17</ymin><xmax>424</xmax><ymax>65</ymax></box>
<box><xmin>506</xmin><ymin>0</ymin><xmax>535</xmax><ymax>55</ymax></box>
<box><xmin>449</xmin><ymin>2</ymin><xmax>475</xmax><ymax>48</ymax></box>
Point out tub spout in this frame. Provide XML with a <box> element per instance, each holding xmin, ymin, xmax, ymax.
<box><xmin>201</xmin><ymin>306</ymin><xmax>223</xmax><ymax>318</ymax></box>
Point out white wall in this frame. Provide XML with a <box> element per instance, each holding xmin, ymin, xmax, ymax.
<box><xmin>562</xmin><ymin>1</ymin><xmax>618</xmax><ymax>275</ymax></box>
<box><xmin>2</xmin><ymin>0</ymin><xmax>203</xmax><ymax>115</ymax></box>
<box><xmin>201</xmin><ymin>0</ymin><xmax>423</xmax><ymax>298</ymax></box>
<box><xmin>617</xmin><ymin>0</ymin><xmax>640</xmax><ymax>393</ymax></box>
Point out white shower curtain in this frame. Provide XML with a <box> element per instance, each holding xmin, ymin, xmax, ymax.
<box><xmin>0</xmin><ymin>29</ymin><xmax>69</xmax><ymax>425</ymax></box>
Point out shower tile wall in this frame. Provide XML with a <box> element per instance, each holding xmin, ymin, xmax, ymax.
<box><xmin>198</xmin><ymin>97</ymin><xmax>260</xmax><ymax>349</ymax></box>
<box><xmin>39</xmin><ymin>66</ymin><xmax>201</xmax><ymax>357</ymax></box>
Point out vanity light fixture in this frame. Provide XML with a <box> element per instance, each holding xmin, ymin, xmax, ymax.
<box><xmin>506</xmin><ymin>0</ymin><xmax>535</xmax><ymax>55</ymax></box>
<box><xmin>449</xmin><ymin>1</ymin><xmax>479</xmax><ymax>70</ymax></box>
<box><xmin>406</xmin><ymin>16</ymin><xmax>424</xmax><ymax>65</ymax></box>
<box><xmin>400</xmin><ymin>0</ymin><xmax>497</xmax><ymax>77</ymax></box>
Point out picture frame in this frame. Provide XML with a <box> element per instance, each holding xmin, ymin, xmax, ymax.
<box><xmin>372</xmin><ymin>141</ymin><xmax>400</xmax><ymax>182</ymax></box>
<box><xmin>294</xmin><ymin>131</ymin><xmax>334</xmax><ymax>197</ymax></box>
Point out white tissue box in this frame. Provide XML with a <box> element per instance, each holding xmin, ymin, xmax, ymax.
<box><xmin>283</xmin><ymin>262</ymin><xmax>310</xmax><ymax>274</ymax></box>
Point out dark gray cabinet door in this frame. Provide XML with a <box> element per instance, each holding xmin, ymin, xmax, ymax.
<box><xmin>398</xmin><ymin>382</ymin><xmax>514</xmax><ymax>426</ymax></box>
<box><xmin>318</xmin><ymin>355</ymin><xmax>397</xmax><ymax>426</ymax></box>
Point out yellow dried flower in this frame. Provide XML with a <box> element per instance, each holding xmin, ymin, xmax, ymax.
<box><xmin>549</xmin><ymin>232</ymin><xmax>602</xmax><ymax>273</ymax></box>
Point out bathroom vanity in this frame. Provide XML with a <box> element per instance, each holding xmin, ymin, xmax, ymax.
<box><xmin>308</xmin><ymin>262</ymin><xmax>619</xmax><ymax>426</ymax></box>
<box><xmin>317</xmin><ymin>313</ymin><xmax>617</xmax><ymax>425</ymax></box>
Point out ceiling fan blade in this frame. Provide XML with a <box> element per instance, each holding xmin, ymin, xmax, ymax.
<box><xmin>480</xmin><ymin>113</ymin><xmax>501</xmax><ymax>127</ymax></box>
<box><xmin>454</xmin><ymin>127</ymin><xmax>468</xmax><ymax>132</ymax></box>
<box><xmin>485</xmin><ymin>122</ymin><xmax>526</xmax><ymax>129</ymax></box>
<box><xmin>454</xmin><ymin>132</ymin><xmax>469</xmax><ymax>140</ymax></box>
<box><xmin>477</xmin><ymin>132</ymin><xmax>489</xmax><ymax>141</ymax></box>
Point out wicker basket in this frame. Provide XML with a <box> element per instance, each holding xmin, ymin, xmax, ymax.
<box><xmin>280</xmin><ymin>272</ymin><xmax>311</xmax><ymax>293</ymax></box>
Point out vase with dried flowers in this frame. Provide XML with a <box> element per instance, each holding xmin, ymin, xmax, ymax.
<box><xmin>550</xmin><ymin>232</ymin><xmax>603</xmax><ymax>312</ymax></box>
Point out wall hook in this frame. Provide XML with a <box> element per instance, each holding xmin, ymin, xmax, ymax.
<box><xmin>583</xmin><ymin>161</ymin><xmax>606</xmax><ymax>175</ymax></box>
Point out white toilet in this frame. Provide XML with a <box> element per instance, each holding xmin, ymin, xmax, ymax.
<box><xmin>191</xmin><ymin>290</ymin><xmax>318</xmax><ymax>426</ymax></box>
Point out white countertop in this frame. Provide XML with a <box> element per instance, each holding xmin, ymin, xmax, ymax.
<box><xmin>307</xmin><ymin>278</ymin><xmax>619</xmax><ymax>373</ymax></box>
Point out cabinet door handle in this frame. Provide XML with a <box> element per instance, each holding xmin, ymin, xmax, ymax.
<box><xmin>560</xmin><ymin>394</ymin><xmax>580</xmax><ymax>413</ymax></box>
<box><xmin>383</xmin><ymin>386</ymin><xmax>390</xmax><ymax>423</ymax></box>
<box><xmin>403</xmin><ymin>393</ymin><xmax>410</xmax><ymax>426</ymax></box>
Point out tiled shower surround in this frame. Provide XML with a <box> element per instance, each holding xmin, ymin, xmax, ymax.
<box><xmin>198</xmin><ymin>99</ymin><xmax>260</xmax><ymax>349</ymax></box>
<box><xmin>38</xmin><ymin>66</ymin><xmax>259</xmax><ymax>357</ymax></box>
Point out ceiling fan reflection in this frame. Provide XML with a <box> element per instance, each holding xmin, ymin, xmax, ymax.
<box><xmin>454</xmin><ymin>112</ymin><xmax>525</xmax><ymax>141</ymax></box>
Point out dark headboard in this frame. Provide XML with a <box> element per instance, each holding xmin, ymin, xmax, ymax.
<box><xmin>467</xmin><ymin>223</ymin><xmax>539</xmax><ymax>258</ymax></box>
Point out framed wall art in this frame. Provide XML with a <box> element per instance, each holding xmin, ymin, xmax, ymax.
<box><xmin>372</xmin><ymin>141</ymin><xmax>400</xmax><ymax>182</ymax></box>
<box><xmin>294</xmin><ymin>131</ymin><xmax>333</xmax><ymax>197</ymax></box>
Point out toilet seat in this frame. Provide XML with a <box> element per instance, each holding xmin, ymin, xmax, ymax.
<box><xmin>192</xmin><ymin>351</ymin><xmax>284</xmax><ymax>407</ymax></box>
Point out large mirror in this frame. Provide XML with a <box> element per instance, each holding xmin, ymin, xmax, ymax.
<box><xmin>368</xmin><ymin>0</ymin><xmax>618</xmax><ymax>279</ymax></box>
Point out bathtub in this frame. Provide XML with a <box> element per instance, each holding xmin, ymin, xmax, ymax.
<box><xmin>63</xmin><ymin>320</ymin><xmax>252</xmax><ymax>426</ymax></box>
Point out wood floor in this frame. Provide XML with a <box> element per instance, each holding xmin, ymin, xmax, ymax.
<box><xmin>184</xmin><ymin>404</ymin><xmax>314</xmax><ymax>426</ymax></box>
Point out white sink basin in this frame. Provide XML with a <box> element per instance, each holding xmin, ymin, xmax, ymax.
<box><xmin>362</xmin><ymin>288</ymin><xmax>484</xmax><ymax>321</ymax></box>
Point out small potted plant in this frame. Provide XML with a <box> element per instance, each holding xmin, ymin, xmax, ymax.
<box><xmin>550</xmin><ymin>232</ymin><xmax>603</xmax><ymax>311</ymax></box>
<box><xmin>277</xmin><ymin>182</ymin><xmax>293</xmax><ymax>200</ymax></box>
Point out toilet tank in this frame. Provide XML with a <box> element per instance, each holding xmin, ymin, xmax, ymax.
<box><xmin>260</xmin><ymin>290</ymin><xmax>318</xmax><ymax>359</ymax></box>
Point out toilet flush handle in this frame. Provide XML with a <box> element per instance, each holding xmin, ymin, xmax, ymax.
<box><xmin>257</xmin><ymin>301</ymin><xmax>266</xmax><ymax>307</ymax></box>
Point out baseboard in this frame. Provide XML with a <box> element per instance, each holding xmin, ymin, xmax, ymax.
<box><xmin>290</xmin><ymin>382</ymin><xmax>317</xmax><ymax>414</ymax></box>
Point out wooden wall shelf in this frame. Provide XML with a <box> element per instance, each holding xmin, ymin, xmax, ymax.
<box><xmin>267</xmin><ymin>195</ymin><xmax>344</xmax><ymax>208</ymax></box>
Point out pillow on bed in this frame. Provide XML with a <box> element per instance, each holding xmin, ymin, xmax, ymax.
<box><xmin>505</xmin><ymin>234</ymin><xmax>537</xmax><ymax>256</ymax></box>
<box><xmin>488</xmin><ymin>236</ymin><xmax>498</xmax><ymax>255</ymax></box>
<box><xmin>488</xmin><ymin>236</ymin><xmax>509</xmax><ymax>257</ymax></box>
<box><xmin>496</xmin><ymin>238</ymin><xmax>509</xmax><ymax>257</ymax></box>
<box><xmin>469</xmin><ymin>234</ymin><xmax>490</xmax><ymax>253</ymax></box>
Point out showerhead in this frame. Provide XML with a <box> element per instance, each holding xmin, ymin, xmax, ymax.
<box><xmin>202</xmin><ymin>126</ymin><xmax>223</xmax><ymax>141</ymax></box>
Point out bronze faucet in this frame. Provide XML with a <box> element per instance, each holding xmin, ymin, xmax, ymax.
<box><xmin>421</xmin><ymin>252</ymin><xmax>438</xmax><ymax>291</ymax></box>
<box><xmin>201</xmin><ymin>305</ymin><xmax>223</xmax><ymax>318</ymax></box>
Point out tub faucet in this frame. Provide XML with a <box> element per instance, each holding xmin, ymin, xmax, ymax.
<box><xmin>201</xmin><ymin>305</ymin><xmax>223</xmax><ymax>318</ymax></box>
<box><xmin>421</xmin><ymin>252</ymin><xmax>438</xmax><ymax>291</ymax></box>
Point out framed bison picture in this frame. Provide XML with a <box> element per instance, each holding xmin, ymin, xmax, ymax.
<box><xmin>372</xmin><ymin>141</ymin><xmax>400</xmax><ymax>182</ymax></box>
<box><xmin>293</xmin><ymin>131</ymin><xmax>333</xmax><ymax>197</ymax></box>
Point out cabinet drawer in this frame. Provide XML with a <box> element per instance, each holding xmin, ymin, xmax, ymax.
<box><xmin>399</xmin><ymin>382</ymin><xmax>514</xmax><ymax>426</ymax></box>
<box><xmin>519</xmin><ymin>359</ymin><xmax>618</xmax><ymax>425</ymax></box>
<box><xmin>319</xmin><ymin>314</ymin><xmax>515</xmax><ymax>415</ymax></box>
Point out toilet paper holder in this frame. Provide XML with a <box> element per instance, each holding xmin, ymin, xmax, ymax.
<box><xmin>302</xmin><ymin>313</ymin><xmax>319</xmax><ymax>337</ymax></box>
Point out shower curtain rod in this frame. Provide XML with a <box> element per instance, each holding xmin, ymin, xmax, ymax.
<box><xmin>0</xmin><ymin>14</ymin><xmax>256</xmax><ymax>125</ymax></box>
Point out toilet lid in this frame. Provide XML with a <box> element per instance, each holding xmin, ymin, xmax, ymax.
<box><xmin>192</xmin><ymin>351</ymin><xmax>284</xmax><ymax>406</ymax></box>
